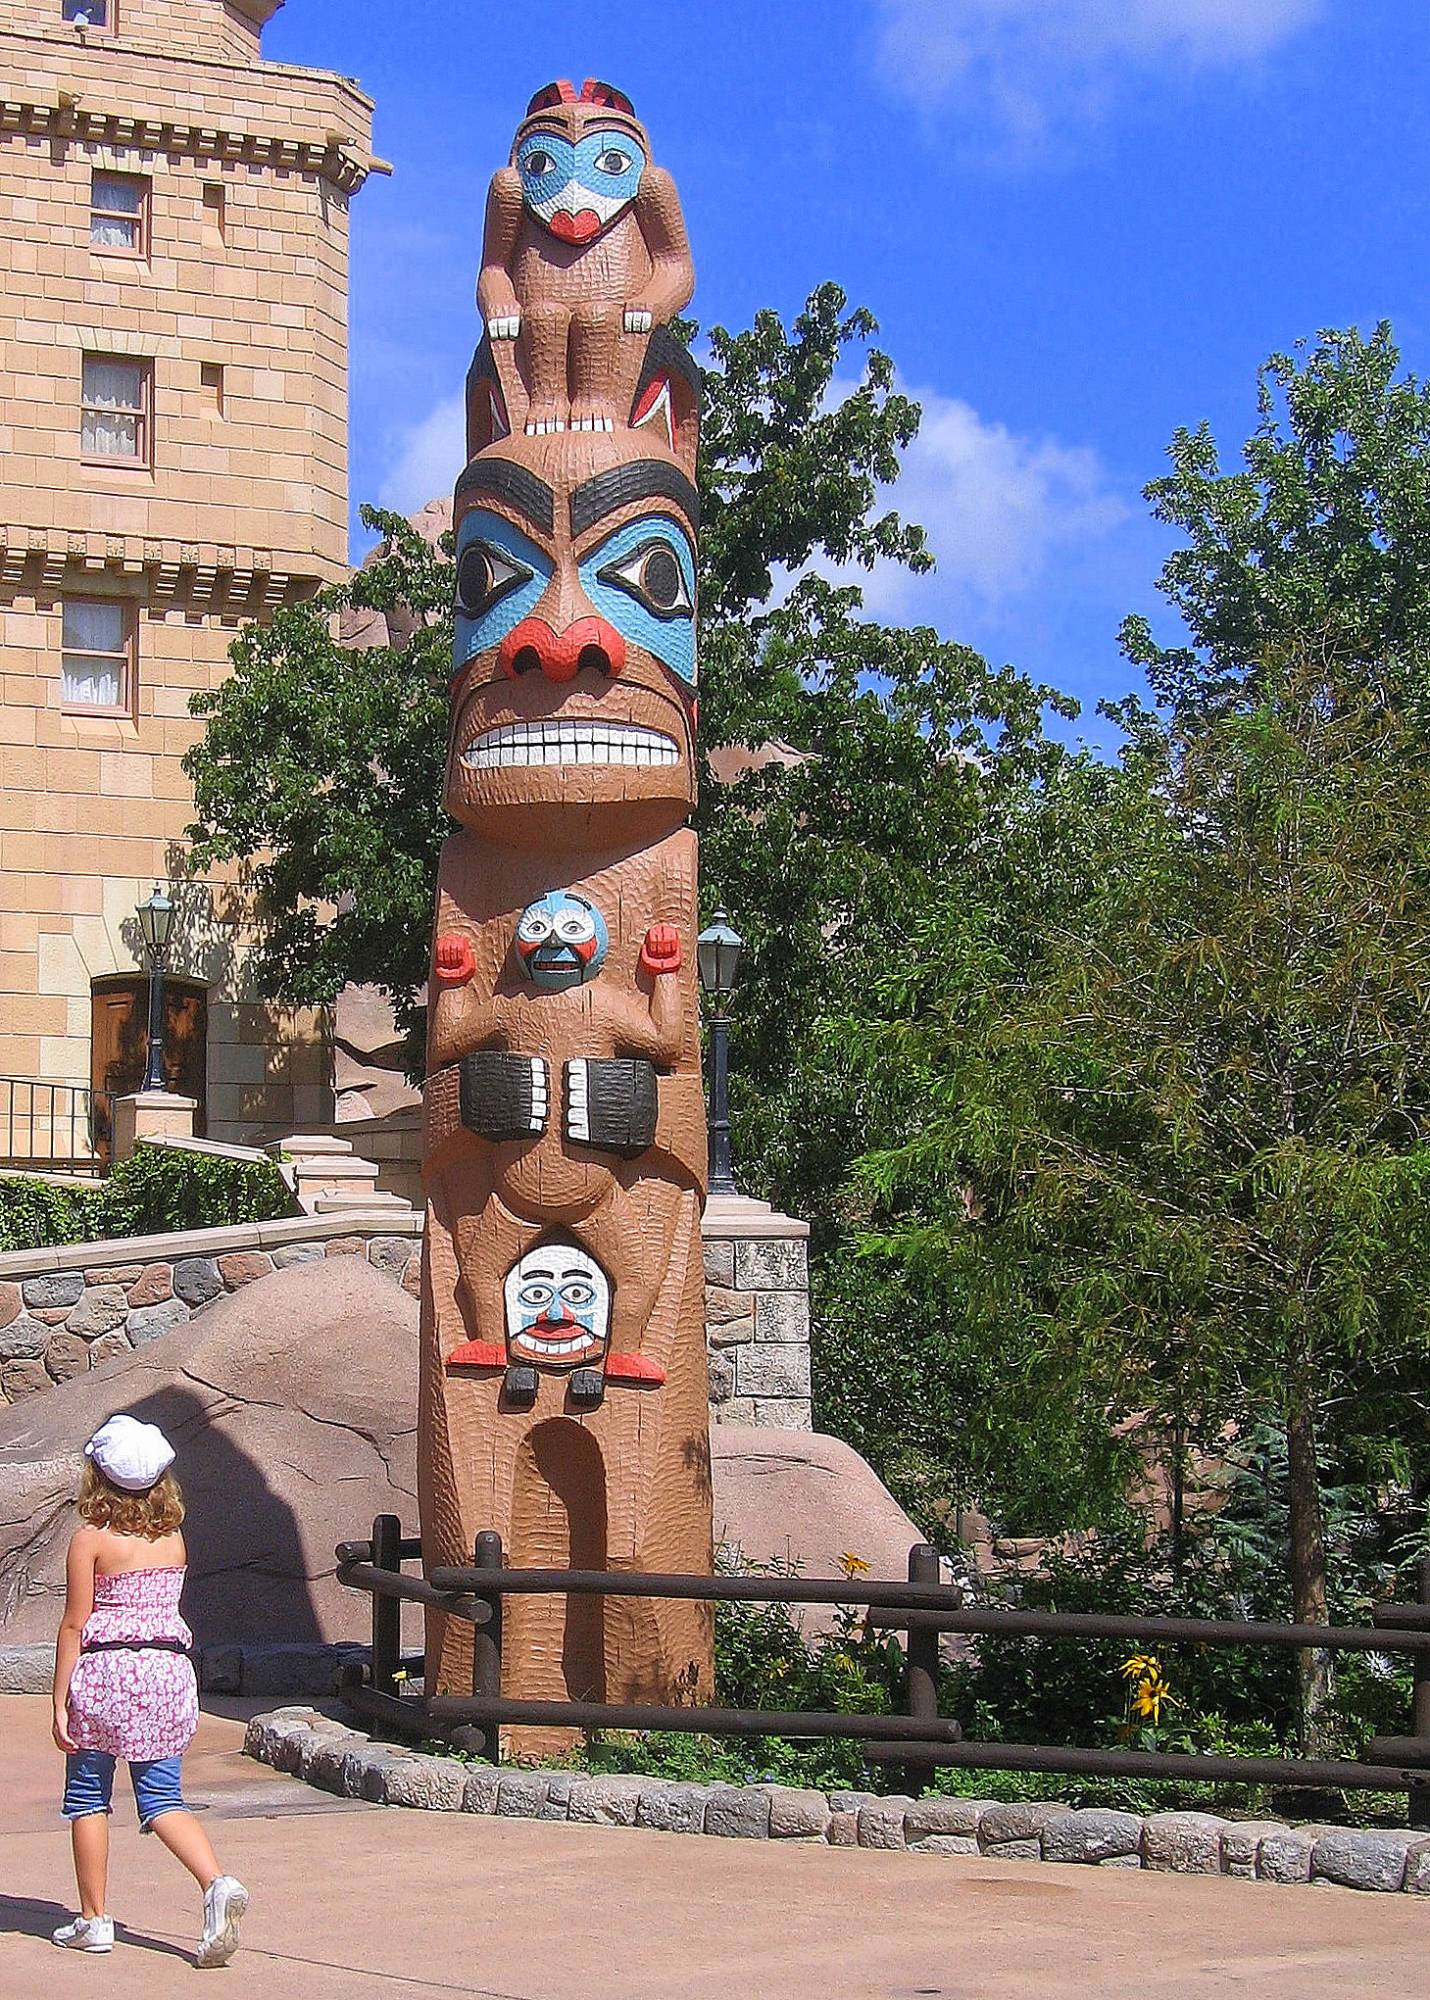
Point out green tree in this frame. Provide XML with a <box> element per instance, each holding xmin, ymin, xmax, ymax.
<box><xmin>849</xmin><ymin>328</ymin><xmax>1430</xmax><ymax>1743</ymax></box>
<box><xmin>1121</xmin><ymin>321</ymin><xmax>1430</xmax><ymax>721</ymax></box>
<box><xmin>184</xmin><ymin>509</ymin><xmax>451</xmax><ymax>1052</ymax></box>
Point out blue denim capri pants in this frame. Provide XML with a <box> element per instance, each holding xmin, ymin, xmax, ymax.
<box><xmin>63</xmin><ymin>1749</ymin><xmax>187</xmax><ymax>1831</ymax></box>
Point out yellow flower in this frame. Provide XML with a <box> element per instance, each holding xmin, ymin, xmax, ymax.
<box><xmin>1119</xmin><ymin>1652</ymin><xmax>1160</xmax><ymax>1682</ymax></box>
<box><xmin>392</xmin><ymin>1669</ymin><xmax>408</xmax><ymax>1686</ymax></box>
<box><xmin>840</xmin><ymin>1551</ymin><xmax>871</xmax><ymax>1578</ymax></box>
<box><xmin>1122</xmin><ymin>1659</ymin><xmax>1176</xmax><ymax>1725</ymax></box>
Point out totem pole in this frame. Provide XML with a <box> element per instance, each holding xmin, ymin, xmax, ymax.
<box><xmin>419</xmin><ymin>78</ymin><xmax>712</xmax><ymax>1733</ymax></box>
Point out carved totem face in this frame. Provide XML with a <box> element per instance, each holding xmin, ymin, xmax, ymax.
<box><xmin>511</xmin><ymin>83</ymin><xmax>651</xmax><ymax>247</ymax></box>
<box><xmin>503</xmin><ymin>1241</ymin><xmax>611</xmax><ymax>1371</ymax></box>
<box><xmin>447</xmin><ymin>430</ymin><xmax>698</xmax><ymax>846</ymax></box>
<box><xmin>515</xmin><ymin>889</ymin><xmax>609</xmax><ymax>989</ymax></box>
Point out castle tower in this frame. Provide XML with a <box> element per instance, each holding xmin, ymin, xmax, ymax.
<box><xmin>0</xmin><ymin>0</ymin><xmax>378</xmax><ymax>1158</ymax></box>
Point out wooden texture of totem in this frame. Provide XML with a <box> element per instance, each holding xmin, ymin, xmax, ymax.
<box><xmin>420</xmin><ymin>78</ymin><xmax>713</xmax><ymax>1741</ymax></box>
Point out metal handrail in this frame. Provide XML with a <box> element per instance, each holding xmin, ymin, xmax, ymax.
<box><xmin>0</xmin><ymin>1076</ymin><xmax>110</xmax><ymax>1177</ymax></box>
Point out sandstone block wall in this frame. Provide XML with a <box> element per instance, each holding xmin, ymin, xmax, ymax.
<box><xmin>0</xmin><ymin>0</ymin><xmax>374</xmax><ymax>1142</ymax></box>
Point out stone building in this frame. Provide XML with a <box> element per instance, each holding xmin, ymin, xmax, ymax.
<box><xmin>0</xmin><ymin>0</ymin><xmax>378</xmax><ymax>1162</ymax></box>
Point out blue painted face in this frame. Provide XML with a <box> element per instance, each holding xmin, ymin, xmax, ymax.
<box><xmin>577</xmin><ymin>514</ymin><xmax>697</xmax><ymax>689</ymax></box>
<box><xmin>515</xmin><ymin>891</ymin><xmax>609</xmax><ymax>990</ymax></box>
<box><xmin>516</xmin><ymin>127</ymin><xmax>646</xmax><ymax>243</ymax></box>
<box><xmin>453</xmin><ymin>509</ymin><xmax>551</xmax><ymax>673</ymax></box>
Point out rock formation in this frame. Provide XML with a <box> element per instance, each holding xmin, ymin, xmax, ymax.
<box><xmin>0</xmin><ymin>1258</ymin><xmax>417</xmax><ymax>1650</ymax></box>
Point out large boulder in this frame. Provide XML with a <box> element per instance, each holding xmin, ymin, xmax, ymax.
<box><xmin>0</xmin><ymin>1258</ymin><xmax>417</xmax><ymax>1649</ymax></box>
<box><xmin>710</xmin><ymin>1426</ymin><xmax>924</xmax><ymax>1631</ymax></box>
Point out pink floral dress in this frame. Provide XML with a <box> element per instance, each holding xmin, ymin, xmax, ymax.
<box><xmin>67</xmin><ymin>1567</ymin><xmax>199</xmax><ymax>1761</ymax></box>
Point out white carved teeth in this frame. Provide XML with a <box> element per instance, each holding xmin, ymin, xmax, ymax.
<box><xmin>567</xmin><ymin>1058</ymin><xmax>589</xmax><ymax>1141</ymax></box>
<box><xmin>525</xmin><ymin>416</ymin><xmax>614</xmax><ymax>434</ymax></box>
<box><xmin>527</xmin><ymin>1057</ymin><xmax>547</xmax><ymax>1132</ymax></box>
<box><xmin>463</xmin><ymin>722</ymin><xmax>680</xmax><ymax>771</ymax></box>
<box><xmin>519</xmin><ymin>1332</ymin><xmax>595</xmax><ymax>1357</ymax></box>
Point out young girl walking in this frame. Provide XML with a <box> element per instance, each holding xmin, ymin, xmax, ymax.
<box><xmin>51</xmin><ymin>1412</ymin><xmax>249</xmax><ymax>1966</ymax></box>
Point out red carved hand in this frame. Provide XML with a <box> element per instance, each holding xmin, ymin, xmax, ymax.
<box><xmin>640</xmin><ymin>924</ymin><xmax>682</xmax><ymax>976</ymax></box>
<box><xmin>434</xmin><ymin>933</ymin><xmax>476</xmax><ymax>987</ymax></box>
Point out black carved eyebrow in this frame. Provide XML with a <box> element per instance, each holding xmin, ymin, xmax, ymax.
<box><xmin>570</xmin><ymin>460</ymin><xmax>700</xmax><ymax>538</ymax></box>
<box><xmin>454</xmin><ymin>458</ymin><xmax>555</xmax><ymax>534</ymax></box>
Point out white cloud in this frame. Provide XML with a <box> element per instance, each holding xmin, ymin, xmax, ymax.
<box><xmin>849</xmin><ymin>383</ymin><xmax>1129</xmax><ymax>626</ymax></box>
<box><xmin>378</xmin><ymin>393</ymin><xmax>465</xmax><ymax>515</ymax></box>
<box><xmin>874</xmin><ymin>0</ymin><xmax>1322</xmax><ymax>141</ymax></box>
<box><xmin>375</xmin><ymin>381</ymin><xmax>1127</xmax><ymax>662</ymax></box>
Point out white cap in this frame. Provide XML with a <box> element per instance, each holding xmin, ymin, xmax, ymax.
<box><xmin>84</xmin><ymin>1414</ymin><xmax>176</xmax><ymax>1493</ymax></box>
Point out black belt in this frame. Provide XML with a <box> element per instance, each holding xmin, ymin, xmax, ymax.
<box><xmin>81</xmin><ymin>1638</ymin><xmax>192</xmax><ymax>1659</ymax></box>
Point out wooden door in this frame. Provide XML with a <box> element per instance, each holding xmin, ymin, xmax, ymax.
<box><xmin>90</xmin><ymin>974</ymin><xmax>208</xmax><ymax>1156</ymax></box>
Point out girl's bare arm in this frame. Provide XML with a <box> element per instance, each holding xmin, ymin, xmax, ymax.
<box><xmin>53</xmin><ymin>1529</ymin><xmax>97</xmax><ymax>1752</ymax></box>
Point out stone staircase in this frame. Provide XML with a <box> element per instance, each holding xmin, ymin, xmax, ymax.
<box><xmin>271</xmin><ymin>1133</ymin><xmax>415</xmax><ymax>1217</ymax></box>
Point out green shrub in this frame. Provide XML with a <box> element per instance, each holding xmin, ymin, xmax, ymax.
<box><xmin>0</xmin><ymin>1176</ymin><xmax>102</xmax><ymax>1253</ymax></box>
<box><xmin>0</xmin><ymin>1144</ymin><xmax>295</xmax><ymax>1253</ymax></box>
<box><xmin>96</xmin><ymin>1144</ymin><xmax>294</xmax><ymax>1239</ymax></box>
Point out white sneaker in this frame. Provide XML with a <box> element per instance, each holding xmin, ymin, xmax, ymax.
<box><xmin>53</xmin><ymin>1914</ymin><xmax>114</xmax><ymax>1952</ymax></box>
<box><xmin>195</xmin><ymin>1876</ymin><xmax>248</xmax><ymax>1969</ymax></box>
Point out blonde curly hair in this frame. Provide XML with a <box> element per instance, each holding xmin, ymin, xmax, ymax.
<box><xmin>77</xmin><ymin>1459</ymin><xmax>185</xmax><ymax>1538</ymax></box>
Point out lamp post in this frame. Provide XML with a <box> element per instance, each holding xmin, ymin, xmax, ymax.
<box><xmin>136</xmin><ymin>884</ymin><xmax>175</xmax><ymax>1094</ymax></box>
<box><xmin>697</xmin><ymin>909</ymin><xmax>744</xmax><ymax>1198</ymax></box>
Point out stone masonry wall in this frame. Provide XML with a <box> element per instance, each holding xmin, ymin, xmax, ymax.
<box><xmin>703</xmin><ymin>1227</ymin><xmax>812</xmax><ymax>1431</ymax></box>
<box><xmin>0</xmin><ymin>1213</ymin><xmax>423</xmax><ymax>1404</ymax></box>
<box><xmin>0</xmin><ymin>1196</ymin><xmax>816</xmax><ymax>1427</ymax></box>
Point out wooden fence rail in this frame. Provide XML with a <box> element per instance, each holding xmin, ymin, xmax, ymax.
<box><xmin>336</xmin><ymin>1520</ymin><xmax>1430</xmax><ymax>1822</ymax></box>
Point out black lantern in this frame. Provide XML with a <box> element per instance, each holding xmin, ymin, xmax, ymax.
<box><xmin>136</xmin><ymin>884</ymin><xmax>175</xmax><ymax>1093</ymax></box>
<box><xmin>697</xmin><ymin>909</ymin><xmax>744</xmax><ymax>1196</ymax></box>
<box><xmin>697</xmin><ymin>910</ymin><xmax>743</xmax><ymax>1000</ymax></box>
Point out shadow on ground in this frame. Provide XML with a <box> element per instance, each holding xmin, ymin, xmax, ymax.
<box><xmin>0</xmin><ymin>1891</ymin><xmax>191</xmax><ymax>1962</ymax></box>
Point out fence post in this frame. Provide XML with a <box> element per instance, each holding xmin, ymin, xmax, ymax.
<box><xmin>466</xmin><ymin>1529</ymin><xmax>505</xmax><ymax>1761</ymax></box>
<box><xmin>370</xmin><ymin>1513</ymin><xmax>402</xmax><ymax>1699</ymax></box>
<box><xmin>1412</xmin><ymin>1558</ymin><xmax>1430</xmax><ymax>1832</ymax></box>
<box><xmin>902</xmin><ymin>1543</ymin><xmax>941</xmax><ymax>1796</ymax></box>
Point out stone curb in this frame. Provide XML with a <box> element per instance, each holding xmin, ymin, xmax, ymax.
<box><xmin>243</xmin><ymin>1708</ymin><xmax>1430</xmax><ymax>1895</ymax></box>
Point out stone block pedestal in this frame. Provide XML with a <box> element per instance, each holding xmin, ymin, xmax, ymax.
<box><xmin>111</xmin><ymin>1092</ymin><xmax>197</xmax><ymax>1162</ymax></box>
<box><xmin>702</xmin><ymin>1193</ymin><xmax>812</xmax><ymax>1430</ymax></box>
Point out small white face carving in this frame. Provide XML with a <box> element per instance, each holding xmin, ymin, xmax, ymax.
<box><xmin>503</xmin><ymin>1242</ymin><xmax>610</xmax><ymax>1370</ymax></box>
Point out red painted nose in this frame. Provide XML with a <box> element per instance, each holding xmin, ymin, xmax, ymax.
<box><xmin>498</xmin><ymin>616</ymin><xmax>626</xmax><ymax>681</ymax></box>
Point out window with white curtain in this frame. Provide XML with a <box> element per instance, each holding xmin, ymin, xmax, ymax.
<box><xmin>61</xmin><ymin>600</ymin><xmax>132</xmax><ymax>714</ymax></box>
<box><xmin>91</xmin><ymin>173</ymin><xmax>147</xmax><ymax>255</ymax></box>
<box><xmin>63</xmin><ymin>2</ymin><xmax>111</xmax><ymax>25</ymax></box>
<box><xmin>81</xmin><ymin>354</ymin><xmax>150</xmax><ymax>462</ymax></box>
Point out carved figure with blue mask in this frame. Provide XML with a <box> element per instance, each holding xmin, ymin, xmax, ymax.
<box><xmin>451</xmin><ymin>475</ymin><xmax>697</xmax><ymax>696</ymax></box>
<box><xmin>477</xmin><ymin>79</ymin><xmax>694</xmax><ymax>438</ymax></box>
<box><xmin>515</xmin><ymin>890</ymin><xmax>609</xmax><ymax>989</ymax></box>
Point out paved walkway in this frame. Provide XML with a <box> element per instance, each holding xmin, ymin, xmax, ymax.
<box><xmin>0</xmin><ymin>1695</ymin><xmax>1424</xmax><ymax>1996</ymax></box>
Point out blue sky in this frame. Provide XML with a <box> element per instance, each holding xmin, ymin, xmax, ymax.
<box><xmin>266</xmin><ymin>0</ymin><xmax>1430</xmax><ymax>746</ymax></box>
